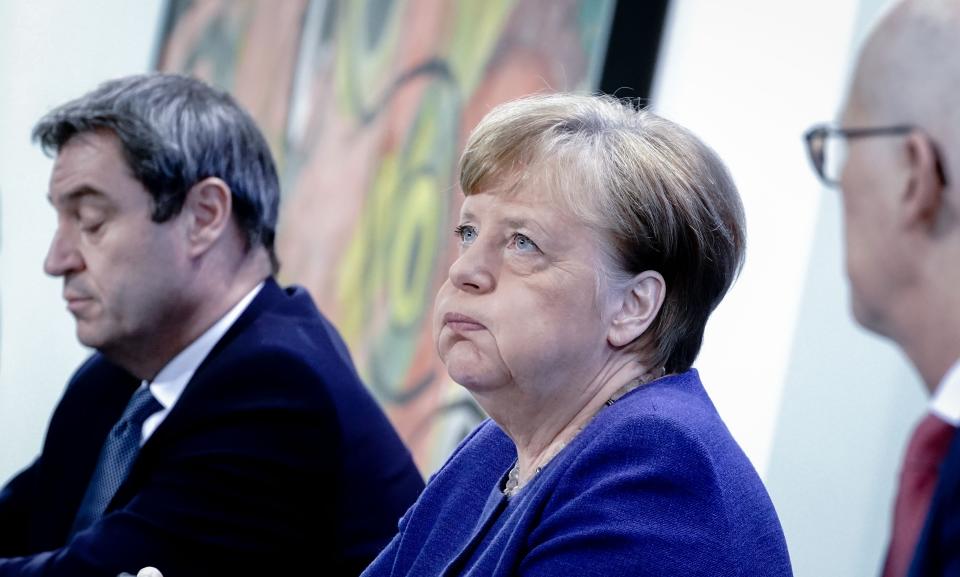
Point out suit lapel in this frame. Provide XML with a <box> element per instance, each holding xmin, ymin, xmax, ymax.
<box><xmin>42</xmin><ymin>355</ymin><xmax>139</xmax><ymax>544</ymax></box>
<box><xmin>110</xmin><ymin>278</ymin><xmax>287</xmax><ymax>506</ymax></box>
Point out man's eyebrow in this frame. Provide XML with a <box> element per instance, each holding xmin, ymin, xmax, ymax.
<box><xmin>47</xmin><ymin>186</ymin><xmax>105</xmax><ymax>206</ymax></box>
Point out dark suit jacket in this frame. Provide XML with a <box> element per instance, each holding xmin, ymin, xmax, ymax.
<box><xmin>911</xmin><ymin>431</ymin><xmax>960</xmax><ymax>576</ymax></box>
<box><xmin>0</xmin><ymin>278</ymin><xmax>424</xmax><ymax>576</ymax></box>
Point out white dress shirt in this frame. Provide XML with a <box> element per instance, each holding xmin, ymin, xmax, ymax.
<box><xmin>138</xmin><ymin>282</ymin><xmax>264</xmax><ymax>444</ymax></box>
<box><xmin>930</xmin><ymin>357</ymin><xmax>960</xmax><ymax>426</ymax></box>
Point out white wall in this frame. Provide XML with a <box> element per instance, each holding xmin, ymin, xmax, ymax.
<box><xmin>0</xmin><ymin>0</ymin><xmax>166</xmax><ymax>480</ymax></box>
<box><xmin>653</xmin><ymin>1</ymin><xmax>924</xmax><ymax>575</ymax></box>
<box><xmin>651</xmin><ymin>0</ymin><xmax>862</xmax><ymax>478</ymax></box>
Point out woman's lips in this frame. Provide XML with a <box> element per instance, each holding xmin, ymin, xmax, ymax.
<box><xmin>443</xmin><ymin>312</ymin><xmax>486</xmax><ymax>331</ymax></box>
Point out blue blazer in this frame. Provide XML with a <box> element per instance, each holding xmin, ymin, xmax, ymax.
<box><xmin>910</xmin><ymin>430</ymin><xmax>960</xmax><ymax>576</ymax></box>
<box><xmin>0</xmin><ymin>278</ymin><xmax>424</xmax><ymax>576</ymax></box>
<box><xmin>363</xmin><ymin>370</ymin><xmax>792</xmax><ymax>577</ymax></box>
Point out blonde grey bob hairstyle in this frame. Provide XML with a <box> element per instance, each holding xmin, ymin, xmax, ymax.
<box><xmin>458</xmin><ymin>93</ymin><xmax>745</xmax><ymax>374</ymax></box>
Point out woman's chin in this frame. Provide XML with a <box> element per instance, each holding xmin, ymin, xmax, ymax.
<box><xmin>446</xmin><ymin>366</ymin><xmax>489</xmax><ymax>392</ymax></box>
<box><xmin>444</xmin><ymin>360</ymin><xmax>505</xmax><ymax>394</ymax></box>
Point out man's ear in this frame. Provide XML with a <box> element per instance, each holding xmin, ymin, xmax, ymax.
<box><xmin>607</xmin><ymin>270</ymin><xmax>666</xmax><ymax>348</ymax></box>
<box><xmin>182</xmin><ymin>177</ymin><xmax>232</xmax><ymax>258</ymax></box>
<box><xmin>902</xmin><ymin>132</ymin><xmax>946</xmax><ymax>231</ymax></box>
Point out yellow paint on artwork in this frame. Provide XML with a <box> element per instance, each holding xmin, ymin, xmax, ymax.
<box><xmin>446</xmin><ymin>0</ymin><xmax>515</xmax><ymax>94</ymax></box>
<box><xmin>333</xmin><ymin>0</ymin><xmax>406</xmax><ymax>118</ymax></box>
<box><xmin>389</xmin><ymin>173</ymin><xmax>440</xmax><ymax>326</ymax></box>
<box><xmin>407</xmin><ymin>112</ymin><xmax>437</xmax><ymax>166</ymax></box>
<box><xmin>335</xmin><ymin>153</ymin><xmax>400</xmax><ymax>341</ymax></box>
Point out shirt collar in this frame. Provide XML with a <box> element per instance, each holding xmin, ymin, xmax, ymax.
<box><xmin>146</xmin><ymin>281</ymin><xmax>264</xmax><ymax>409</ymax></box>
<box><xmin>930</xmin><ymin>357</ymin><xmax>960</xmax><ymax>426</ymax></box>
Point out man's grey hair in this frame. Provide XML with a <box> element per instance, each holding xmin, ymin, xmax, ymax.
<box><xmin>459</xmin><ymin>93</ymin><xmax>746</xmax><ymax>374</ymax></box>
<box><xmin>33</xmin><ymin>73</ymin><xmax>280</xmax><ymax>271</ymax></box>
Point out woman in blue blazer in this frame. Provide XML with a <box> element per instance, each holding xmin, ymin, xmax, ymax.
<box><xmin>362</xmin><ymin>93</ymin><xmax>792</xmax><ymax>576</ymax></box>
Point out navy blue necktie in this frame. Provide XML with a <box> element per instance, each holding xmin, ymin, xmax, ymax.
<box><xmin>71</xmin><ymin>387</ymin><xmax>162</xmax><ymax>535</ymax></box>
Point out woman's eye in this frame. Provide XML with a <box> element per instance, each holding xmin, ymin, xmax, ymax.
<box><xmin>512</xmin><ymin>233</ymin><xmax>540</xmax><ymax>253</ymax></box>
<box><xmin>454</xmin><ymin>224</ymin><xmax>477</xmax><ymax>245</ymax></box>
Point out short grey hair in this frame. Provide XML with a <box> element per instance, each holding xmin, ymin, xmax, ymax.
<box><xmin>459</xmin><ymin>93</ymin><xmax>746</xmax><ymax>373</ymax></box>
<box><xmin>33</xmin><ymin>73</ymin><xmax>280</xmax><ymax>271</ymax></box>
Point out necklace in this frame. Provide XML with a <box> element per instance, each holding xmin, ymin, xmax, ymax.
<box><xmin>501</xmin><ymin>373</ymin><xmax>658</xmax><ymax>498</ymax></box>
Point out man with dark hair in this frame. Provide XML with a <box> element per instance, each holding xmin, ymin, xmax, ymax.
<box><xmin>805</xmin><ymin>1</ymin><xmax>960</xmax><ymax>575</ymax></box>
<box><xmin>0</xmin><ymin>73</ymin><xmax>423</xmax><ymax>576</ymax></box>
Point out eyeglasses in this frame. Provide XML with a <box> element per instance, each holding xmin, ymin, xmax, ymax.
<box><xmin>803</xmin><ymin>124</ymin><xmax>915</xmax><ymax>187</ymax></box>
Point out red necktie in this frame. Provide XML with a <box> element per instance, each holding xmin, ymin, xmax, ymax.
<box><xmin>882</xmin><ymin>413</ymin><xmax>956</xmax><ymax>577</ymax></box>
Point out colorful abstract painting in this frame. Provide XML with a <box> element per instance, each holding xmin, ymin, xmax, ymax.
<box><xmin>158</xmin><ymin>0</ymin><xmax>614</xmax><ymax>471</ymax></box>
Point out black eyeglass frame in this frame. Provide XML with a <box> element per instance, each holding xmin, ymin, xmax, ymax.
<box><xmin>803</xmin><ymin>124</ymin><xmax>915</xmax><ymax>186</ymax></box>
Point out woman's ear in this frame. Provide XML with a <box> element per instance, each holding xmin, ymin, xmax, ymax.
<box><xmin>182</xmin><ymin>177</ymin><xmax>232</xmax><ymax>258</ymax></box>
<box><xmin>607</xmin><ymin>270</ymin><xmax>665</xmax><ymax>348</ymax></box>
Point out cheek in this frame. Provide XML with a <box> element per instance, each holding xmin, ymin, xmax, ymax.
<box><xmin>494</xmin><ymin>288</ymin><xmax>599</xmax><ymax>365</ymax></box>
<box><xmin>82</xmin><ymin>253</ymin><xmax>123</xmax><ymax>309</ymax></box>
<box><xmin>842</xmin><ymin>195</ymin><xmax>886</xmax><ymax>274</ymax></box>
<box><xmin>840</xmin><ymin>189</ymin><xmax>875</xmax><ymax>269</ymax></box>
<box><xmin>841</xmin><ymin>212</ymin><xmax>860</xmax><ymax>268</ymax></box>
<box><xmin>107</xmin><ymin>244</ymin><xmax>176</xmax><ymax>318</ymax></box>
<box><xmin>432</xmin><ymin>280</ymin><xmax>454</xmax><ymax>350</ymax></box>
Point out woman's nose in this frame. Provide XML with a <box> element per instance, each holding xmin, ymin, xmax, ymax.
<box><xmin>447</xmin><ymin>245</ymin><xmax>496</xmax><ymax>294</ymax></box>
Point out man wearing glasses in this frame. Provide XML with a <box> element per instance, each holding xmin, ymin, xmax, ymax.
<box><xmin>804</xmin><ymin>1</ymin><xmax>959</xmax><ymax>575</ymax></box>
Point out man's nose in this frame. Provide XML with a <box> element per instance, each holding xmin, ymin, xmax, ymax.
<box><xmin>43</xmin><ymin>227</ymin><xmax>84</xmax><ymax>277</ymax></box>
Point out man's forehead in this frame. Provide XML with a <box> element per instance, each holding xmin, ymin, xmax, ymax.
<box><xmin>57</xmin><ymin>128</ymin><xmax>125</xmax><ymax>159</ymax></box>
<box><xmin>837</xmin><ymin>91</ymin><xmax>863</xmax><ymax>124</ymax></box>
<box><xmin>844</xmin><ymin>0</ymin><xmax>958</xmax><ymax>126</ymax></box>
<box><xmin>47</xmin><ymin>129</ymin><xmax>140</xmax><ymax>206</ymax></box>
<box><xmin>841</xmin><ymin>45</ymin><xmax>899</xmax><ymax>127</ymax></box>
